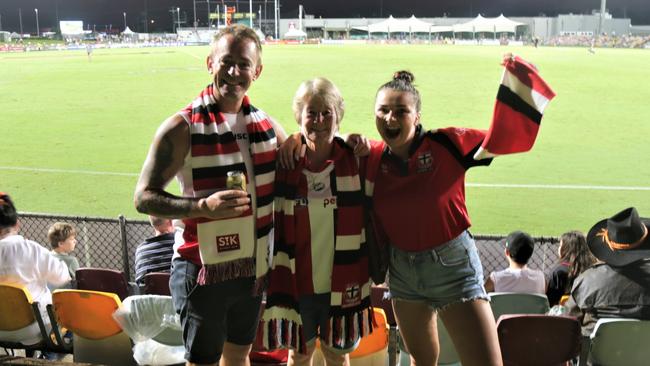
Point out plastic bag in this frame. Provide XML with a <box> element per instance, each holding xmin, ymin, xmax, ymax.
<box><xmin>132</xmin><ymin>339</ymin><xmax>185</xmax><ymax>366</ymax></box>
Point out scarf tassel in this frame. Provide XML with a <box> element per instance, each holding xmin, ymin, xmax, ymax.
<box><xmin>197</xmin><ymin>257</ymin><xmax>255</xmax><ymax>285</ymax></box>
<box><xmin>326</xmin><ymin>308</ymin><xmax>373</xmax><ymax>350</ymax></box>
<box><xmin>262</xmin><ymin>317</ymin><xmax>305</xmax><ymax>353</ymax></box>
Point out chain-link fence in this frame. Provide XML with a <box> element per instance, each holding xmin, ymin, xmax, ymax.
<box><xmin>18</xmin><ymin>212</ymin><xmax>151</xmax><ymax>282</ymax></box>
<box><xmin>17</xmin><ymin>212</ymin><xmax>560</xmax><ymax>282</ymax></box>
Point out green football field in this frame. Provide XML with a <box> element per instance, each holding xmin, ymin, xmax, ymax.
<box><xmin>1</xmin><ymin>44</ymin><xmax>648</xmax><ymax>236</ymax></box>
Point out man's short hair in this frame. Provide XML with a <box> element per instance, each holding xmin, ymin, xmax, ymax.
<box><xmin>210</xmin><ymin>24</ymin><xmax>262</xmax><ymax>63</ymax></box>
<box><xmin>149</xmin><ymin>215</ymin><xmax>171</xmax><ymax>229</ymax></box>
<box><xmin>48</xmin><ymin>222</ymin><xmax>77</xmax><ymax>248</ymax></box>
<box><xmin>505</xmin><ymin>230</ymin><xmax>535</xmax><ymax>265</ymax></box>
<box><xmin>0</xmin><ymin>193</ymin><xmax>17</xmax><ymax>230</ymax></box>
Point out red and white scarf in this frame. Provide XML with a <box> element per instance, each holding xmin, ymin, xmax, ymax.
<box><xmin>475</xmin><ymin>55</ymin><xmax>556</xmax><ymax>159</ymax></box>
<box><xmin>261</xmin><ymin>138</ymin><xmax>372</xmax><ymax>352</ymax></box>
<box><xmin>177</xmin><ymin>84</ymin><xmax>277</xmax><ymax>285</ymax></box>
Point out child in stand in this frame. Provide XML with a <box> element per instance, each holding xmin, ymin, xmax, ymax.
<box><xmin>48</xmin><ymin>222</ymin><xmax>80</xmax><ymax>282</ymax></box>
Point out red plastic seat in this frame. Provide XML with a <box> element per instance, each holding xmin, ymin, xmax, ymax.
<box><xmin>496</xmin><ymin>314</ymin><xmax>581</xmax><ymax>366</ymax></box>
<box><xmin>143</xmin><ymin>272</ymin><xmax>171</xmax><ymax>296</ymax></box>
<box><xmin>76</xmin><ymin>268</ymin><xmax>129</xmax><ymax>301</ymax></box>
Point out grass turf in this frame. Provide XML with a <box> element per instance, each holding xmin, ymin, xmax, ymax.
<box><xmin>1</xmin><ymin>44</ymin><xmax>649</xmax><ymax>236</ymax></box>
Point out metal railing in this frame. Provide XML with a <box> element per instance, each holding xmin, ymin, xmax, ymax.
<box><xmin>17</xmin><ymin>212</ymin><xmax>560</xmax><ymax>282</ymax></box>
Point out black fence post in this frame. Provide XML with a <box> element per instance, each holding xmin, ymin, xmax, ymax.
<box><xmin>118</xmin><ymin>215</ymin><xmax>131</xmax><ymax>280</ymax></box>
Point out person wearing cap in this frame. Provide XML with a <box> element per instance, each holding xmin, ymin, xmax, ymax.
<box><xmin>566</xmin><ymin>207</ymin><xmax>650</xmax><ymax>336</ymax></box>
<box><xmin>0</xmin><ymin>193</ymin><xmax>71</xmax><ymax>346</ymax></box>
<box><xmin>484</xmin><ymin>231</ymin><xmax>546</xmax><ymax>294</ymax></box>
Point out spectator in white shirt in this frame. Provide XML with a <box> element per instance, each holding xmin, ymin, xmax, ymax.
<box><xmin>484</xmin><ymin>231</ymin><xmax>546</xmax><ymax>294</ymax></box>
<box><xmin>0</xmin><ymin>192</ymin><xmax>71</xmax><ymax>345</ymax></box>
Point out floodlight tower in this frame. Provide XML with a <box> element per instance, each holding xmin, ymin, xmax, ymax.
<box><xmin>597</xmin><ymin>0</ymin><xmax>607</xmax><ymax>36</ymax></box>
<box><xmin>123</xmin><ymin>12</ymin><xmax>127</xmax><ymax>30</ymax></box>
<box><xmin>193</xmin><ymin>0</ymin><xmax>197</xmax><ymax>29</ymax></box>
<box><xmin>177</xmin><ymin>7</ymin><xmax>181</xmax><ymax>31</ymax></box>
<box><xmin>249</xmin><ymin>0</ymin><xmax>253</xmax><ymax>27</ymax></box>
<box><xmin>19</xmin><ymin>8</ymin><xmax>24</xmax><ymax>35</ymax></box>
<box><xmin>274</xmin><ymin>0</ymin><xmax>279</xmax><ymax>39</ymax></box>
<box><xmin>591</xmin><ymin>0</ymin><xmax>607</xmax><ymax>51</ymax></box>
<box><xmin>35</xmin><ymin>8</ymin><xmax>39</xmax><ymax>37</ymax></box>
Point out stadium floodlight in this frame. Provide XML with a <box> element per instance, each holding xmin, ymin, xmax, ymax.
<box><xmin>19</xmin><ymin>8</ymin><xmax>24</xmax><ymax>35</ymax></box>
<box><xmin>274</xmin><ymin>0</ymin><xmax>279</xmax><ymax>39</ymax></box>
<box><xmin>193</xmin><ymin>0</ymin><xmax>197</xmax><ymax>29</ymax></box>
<box><xmin>123</xmin><ymin>12</ymin><xmax>127</xmax><ymax>30</ymax></box>
<box><xmin>249</xmin><ymin>0</ymin><xmax>253</xmax><ymax>27</ymax></box>
<box><xmin>177</xmin><ymin>7</ymin><xmax>181</xmax><ymax>31</ymax></box>
<box><xmin>34</xmin><ymin>8</ymin><xmax>39</xmax><ymax>37</ymax></box>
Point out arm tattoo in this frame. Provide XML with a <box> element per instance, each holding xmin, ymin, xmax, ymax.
<box><xmin>135</xmin><ymin>121</ymin><xmax>197</xmax><ymax>218</ymax></box>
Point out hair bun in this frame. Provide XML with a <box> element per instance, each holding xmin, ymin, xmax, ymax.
<box><xmin>392</xmin><ymin>70</ymin><xmax>415</xmax><ymax>83</ymax></box>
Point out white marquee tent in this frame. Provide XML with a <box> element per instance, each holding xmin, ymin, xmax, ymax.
<box><xmin>283</xmin><ymin>27</ymin><xmax>307</xmax><ymax>39</ymax></box>
<box><xmin>452</xmin><ymin>14</ymin><xmax>524</xmax><ymax>34</ymax></box>
<box><xmin>353</xmin><ymin>15</ymin><xmax>453</xmax><ymax>34</ymax></box>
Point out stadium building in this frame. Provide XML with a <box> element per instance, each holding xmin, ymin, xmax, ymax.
<box><xmin>276</xmin><ymin>12</ymin><xmax>639</xmax><ymax>42</ymax></box>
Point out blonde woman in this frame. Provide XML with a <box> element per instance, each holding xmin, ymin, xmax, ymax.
<box><xmin>263</xmin><ymin>78</ymin><xmax>373</xmax><ymax>366</ymax></box>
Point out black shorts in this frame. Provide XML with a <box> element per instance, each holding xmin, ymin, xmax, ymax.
<box><xmin>170</xmin><ymin>258</ymin><xmax>262</xmax><ymax>364</ymax></box>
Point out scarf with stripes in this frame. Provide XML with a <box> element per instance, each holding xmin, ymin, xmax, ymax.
<box><xmin>179</xmin><ymin>84</ymin><xmax>277</xmax><ymax>286</ymax></box>
<box><xmin>474</xmin><ymin>55</ymin><xmax>555</xmax><ymax>159</ymax></box>
<box><xmin>261</xmin><ymin>138</ymin><xmax>372</xmax><ymax>352</ymax></box>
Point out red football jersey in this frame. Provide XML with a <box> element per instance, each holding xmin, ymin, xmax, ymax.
<box><xmin>371</xmin><ymin>126</ymin><xmax>492</xmax><ymax>252</ymax></box>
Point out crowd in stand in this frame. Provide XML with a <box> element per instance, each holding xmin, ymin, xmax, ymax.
<box><xmin>546</xmin><ymin>33</ymin><xmax>650</xmax><ymax>48</ymax></box>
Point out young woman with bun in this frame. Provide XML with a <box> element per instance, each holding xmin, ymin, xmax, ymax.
<box><xmin>363</xmin><ymin>70</ymin><xmax>503</xmax><ymax>366</ymax></box>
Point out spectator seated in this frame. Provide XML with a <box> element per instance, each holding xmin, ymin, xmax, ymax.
<box><xmin>0</xmin><ymin>283</ymin><xmax>70</xmax><ymax>355</ymax></box>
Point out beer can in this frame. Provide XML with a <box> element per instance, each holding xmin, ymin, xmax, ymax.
<box><xmin>226</xmin><ymin>170</ymin><xmax>247</xmax><ymax>191</ymax></box>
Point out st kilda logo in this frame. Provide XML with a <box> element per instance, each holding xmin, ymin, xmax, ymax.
<box><xmin>216</xmin><ymin>233</ymin><xmax>241</xmax><ymax>252</ymax></box>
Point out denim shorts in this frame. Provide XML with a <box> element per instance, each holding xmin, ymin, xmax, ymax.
<box><xmin>170</xmin><ymin>258</ymin><xmax>263</xmax><ymax>364</ymax></box>
<box><xmin>298</xmin><ymin>294</ymin><xmax>359</xmax><ymax>354</ymax></box>
<box><xmin>388</xmin><ymin>231</ymin><xmax>488</xmax><ymax>310</ymax></box>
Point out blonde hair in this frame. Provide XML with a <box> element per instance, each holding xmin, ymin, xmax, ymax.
<box><xmin>47</xmin><ymin>222</ymin><xmax>77</xmax><ymax>248</ymax></box>
<box><xmin>292</xmin><ymin>77</ymin><xmax>345</xmax><ymax>124</ymax></box>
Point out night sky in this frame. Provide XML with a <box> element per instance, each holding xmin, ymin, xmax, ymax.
<box><xmin>0</xmin><ymin>0</ymin><xmax>648</xmax><ymax>34</ymax></box>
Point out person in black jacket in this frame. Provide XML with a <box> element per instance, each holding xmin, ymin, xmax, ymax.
<box><xmin>546</xmin><ymin>230</ymin><xmax>596</xmax><ymax>306</ymax></box>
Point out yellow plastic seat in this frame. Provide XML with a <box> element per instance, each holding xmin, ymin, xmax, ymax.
<box><xmin>348</xmin><ymin>309</ymin><xmax>389</xmax><ymax>366</ymax></box>
<box><xmin>53</xmin><ymin>289</ymin><xmax>122</xmax><ymax>340</ymax></box>
<box><xmin>52</xmin><ymin>289</ymin><xmax>136</xmax><ymax>365</ymax></box>
<box><xmin>0</xmin><ymin>283</ymin><xmax>36</xmax><ymax>331</ymax></box>
<box><xmin>314</xmin><ymin>308</ymin><xmax>389</xmax><ymax>366</ymax></box>
<box><xmin>350</xmin><ymin>308</ymin><xmax>389</xmax><ymax>358</ymax></box>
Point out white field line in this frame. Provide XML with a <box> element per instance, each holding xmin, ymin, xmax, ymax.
<box><xmin>179</xmin><ymin>49</ymin><xmax>202</xmax><ymax>60</ymax></box>
<box><xmin>467</xmin><ymin>183</ymin><xmax>650</xmax><ymax>191</ymax></box>
<box><xmin>0</xmin><ymin>166</ymin><xmax>138</xmax><ymax>177</ymax></box>
<box><xmin>2</xmin><ymin>166</ymin><xmax>650</xmax><ymax>191</ymax></box>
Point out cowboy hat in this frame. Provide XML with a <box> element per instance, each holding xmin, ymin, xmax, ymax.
<box><xmin>587</xmin><ymin>207</ymin><xmax>650</xmax><ymax>267</ymax></box>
